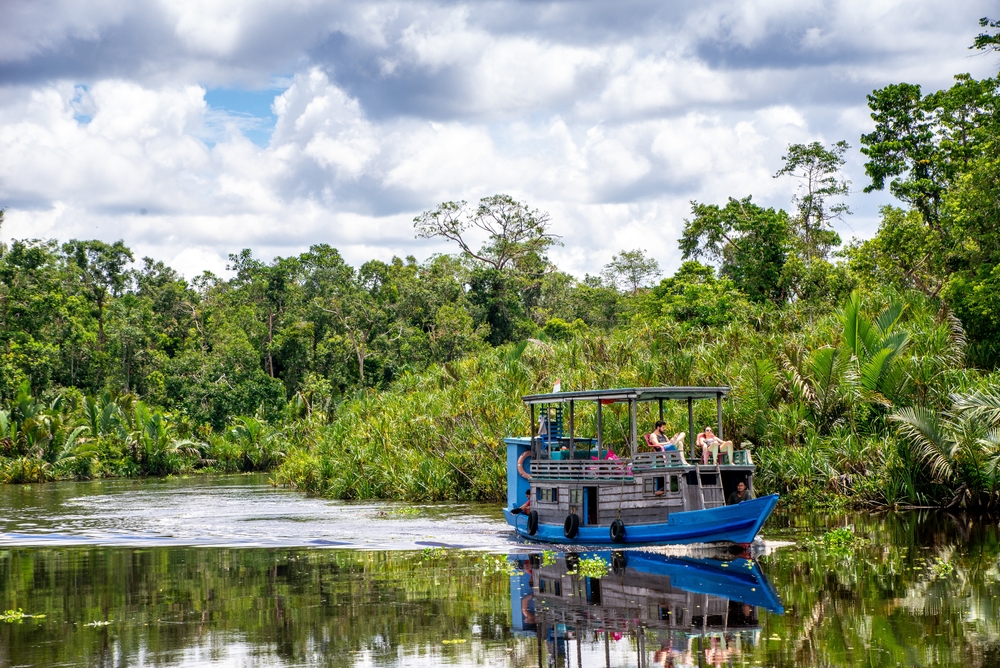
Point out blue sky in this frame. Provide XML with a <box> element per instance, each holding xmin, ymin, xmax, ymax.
<box><xmin>204</xmin><ymin>87</ymin><xmax>281</xmax><ymax>147</ymax></box>
<box><xmin>0</xmin><ymin>0</ymin><xmax>997</xmax><ymax>278</ymax></box>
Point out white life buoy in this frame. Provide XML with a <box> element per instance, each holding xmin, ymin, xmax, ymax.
<box><xmin>517</xmin><ymin>451</ymin><xmax>532</xmax><ymax>480</ymax></box>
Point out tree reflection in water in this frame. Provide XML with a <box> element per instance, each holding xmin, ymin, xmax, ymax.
<box><xmin>1</xmin><ymin>510</ymin><xmax>999</xmax><ymax>667</ymax></box>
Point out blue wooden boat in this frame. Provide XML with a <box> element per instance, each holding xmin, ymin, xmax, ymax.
<box><xmin>503</xmin><ymin>387</ymin><xmax>778</xmax><ymax>546</ymax></box>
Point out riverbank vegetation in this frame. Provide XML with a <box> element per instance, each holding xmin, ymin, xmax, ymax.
<box><xmin>2</xmin><ymin>21</ymin><xmax>999</xmax><ymax>508</ymax></box>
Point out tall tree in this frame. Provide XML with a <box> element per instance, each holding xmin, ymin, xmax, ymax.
<box><xmin>680</xmin><ymin>197</ymin><xmax>792</xmax><ymax>304</ymax></box>
<box><xmin>602</xmin><ymin>249</ymin><xmax>661</xmax><ymax>295</ymax></box>
<box><xmin>971</xmin><ymin>17</ymin><xmax>1000</xmax><ymax>52</ymax></box>
<box><xmin>315</xmin><ymin>260</ymin><xmax>397</xmax><ymax>387</ymax></box>
<box><xmin>413</xmin><ymin>194</ymin><xmax>560</xmax><ymax>271</ymax></box>
<box><xmin>774</xmin><ymin>141</ymin><xmax>851</xmax><ymax>262</ymax></box>
<box><xmin>62</xmin><ymin>240</ymin><xmax>134</xmax><ymax>347</ymax></box>
<box><xmin>415</xmin><ymin>194</ymin><xmax>560</xmax><ymax>345</ymax></box>
<box><xmin>860</xmin><ymin>74</ymin><xmax>999</xmax><ymax>231</ymax></box>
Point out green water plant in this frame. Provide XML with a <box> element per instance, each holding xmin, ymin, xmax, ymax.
<box><xmin>567</xmin><ymin>555</ymin><xmax>610</xmax><ymax>579</ymax></box>
<box><xmin>479</xmin><ymin>554</ymin><xmax>517</xmax><ymax>576</ymax></box>
<box><xmin>1</xmin><ymin>609</ymin><xmax>44</xmax><ymax>623</ymax></box>
<box><xmin>930</xmin><ymin>557</ymin><xmax>955</xmax><ymax>577</ymax></box>
<box><xmin>804</xmin><ymin>526</ymin><xmax>870</xmax><ymax>558</ymax></box>
<box><xmin>421</xmin><ymin>547</ymin><xmax>447</xmax><ymax>560</ymax></box>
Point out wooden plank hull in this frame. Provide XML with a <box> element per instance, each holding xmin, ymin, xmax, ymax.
<box><xmin>504</xmin><ymin>493</ymin><xmax>779</xmax><ymax>546</ymax></box>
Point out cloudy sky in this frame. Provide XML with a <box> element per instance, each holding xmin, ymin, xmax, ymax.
<box><xmin>1</xmin><ymin>1</ymin><xmax>996</xmax><ymax>278</ymax></box>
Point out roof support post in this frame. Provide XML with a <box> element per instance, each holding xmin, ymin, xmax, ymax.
<box><xmin>687</xmin><ymin>397</ymin><xmax>695</xmax><ymax>461</ymax></box>
<box><xmin>568</xmin><ymin>400</ymin><xmax>575</xmax><ymax>459</ymax></box>
<box><xmin>596</xmin><ymin>399</ymin><xmax>603</xmax><ymax>460</ymax></box>
<box><xmin>716</xmin><ymin>393</ymin><xmax>723</xmax><ymax>440</ymax></box>
<box><xmin>530</xmin><ymin>403</ymin><xmax>537</xmax><ymax>459</ymax></box>
<box><xmin>630</xmin><ymin>399</ymin><xmax>638</xmax><ymax>458</ymax></box>
<box><xmin>658</xmin><ymin>398</ymin><xmax>664</xmax><ymax>423</ymax></box>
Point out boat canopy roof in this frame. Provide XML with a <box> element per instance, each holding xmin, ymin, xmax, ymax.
<box><xmin>521</xmin><ymin>386</ymin><xmax>730</xmax><ymax>405</ymax></box>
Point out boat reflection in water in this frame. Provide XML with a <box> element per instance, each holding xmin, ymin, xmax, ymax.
<box><xmin>510</xmin><ymin>550</ymin><xmax>784</xmax><ymax>667</ymax></box>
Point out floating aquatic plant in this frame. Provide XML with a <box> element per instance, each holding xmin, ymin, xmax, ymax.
<box><xmin>480</xmin><ymin>554</ymin><xmax>518</xmax><ymax>576</ymax></box>
<box><xmin>567</xmin><ymin>555</ymin><xmax>609</xmax><ymax>579</ymax></box>
<box><xmin>421</xmin><ymin>547</ymin><xmax>447</xmax><ymax>560</ymax></box>
<box><xmin>0</xmin><ymin>609</ymin><xmax>45</xmax><ymax>623</ymax></box>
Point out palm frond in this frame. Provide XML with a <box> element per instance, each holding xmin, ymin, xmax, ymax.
<box><xmin>953</xmin><ymin>389</ymin><xmax>1000</xmax><ymax>426</ymax></box>
<box><xmin>859</xmin><ymin>347</ymin><xmax>894</xmax><ymax>395</ymax></box>
<box><xmin>779</xmin><ymin>352</ymin><xmax>815</xmax><ymax>405</ymax></box>
<box><xmin>891</xmin><ymin>406</ymin><xmax>957</xmax><ymax>482</ymax></box>
<box><xmin>874</xmin><ymin>300</ymin><xmax>905</xmax><ymax>337</ymax></box>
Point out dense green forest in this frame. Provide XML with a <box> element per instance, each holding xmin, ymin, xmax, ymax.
<box><xmin>2</xmin><ymin>22</ymin><xmax>999</xmax><ymax>508</ymax></box>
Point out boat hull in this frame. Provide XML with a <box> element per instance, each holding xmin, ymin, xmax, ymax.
<box><xmin>504</xmin><ymin>493</ymin><xmax>779</xmax><ymax>546</ymax></box>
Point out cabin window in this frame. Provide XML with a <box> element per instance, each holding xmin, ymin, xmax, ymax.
<box><xmin>537</xmin><ymin>488</ymin><xmax>559</xmax><ymax>503</ymax></box>
<box><xmin>659</xmin><ymin>605</ymin><xmax>684</xmax><ymax>623</ymax></box>
<box><xmin>569</xmin><ymin>488</ymin><xmax>582</xmax><ymax>504</ymax></box>
<box><xmin>670</xmin><ymin>475</ymin><xmax>679</xmax><ymax>493</ymax></box>
<box><xmin>539</xmin><ymin>579</ymin><xmax>561</xmax><ymax>596</ymax></box>
<box><xmin>644</xmin><ymin>476</ymin><xmax>665</xmax><ymax>495</ymax></box>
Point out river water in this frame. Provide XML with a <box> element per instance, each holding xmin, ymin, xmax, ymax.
<box><xmin>0</xmin><ymin>474</ymin><xmax>998</xmax><ymax>667</ymax></box>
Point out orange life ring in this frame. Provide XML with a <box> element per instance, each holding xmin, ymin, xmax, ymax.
<box><xmin>517</xmin><ymin>451</ymin><xmax>532</xmax><ymax>480</ymax></box>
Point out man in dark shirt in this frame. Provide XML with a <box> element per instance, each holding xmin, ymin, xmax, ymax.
<box><xmin>727</xmin><ymin>481</ymin><xmax>754</xmax><ymax>505</ymax></box>
<box><xmin>647</xmin><ymin>421</ymin><xmax>684</xmax><ymax>451</ymax></box>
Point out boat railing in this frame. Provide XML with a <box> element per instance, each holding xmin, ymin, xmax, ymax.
<box><xmin>529</xmin><ymin>450</ymin><xmax>750</xmax><ymax>481</ymax></box>
<box><xmin>632</xmin><ymin>450</ymin><xmax>690</xmax><ymax>470</ymax></box>
<box><xmin>530</xmin><ymin>459</ymin><xmax>634</xmax><ymax>481</ymax></box>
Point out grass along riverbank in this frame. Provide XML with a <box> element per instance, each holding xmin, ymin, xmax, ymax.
<box><xmin>5</xmin><ymin>288</ymin><xmax>1000</xmax><ymax>510</ymax></box>
<box><xmin>273</xmin><ymin>289</ymin><xmax>1000</xmax><ymax>509</ymax></box>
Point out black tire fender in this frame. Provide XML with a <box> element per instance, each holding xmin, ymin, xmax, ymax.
<box><xmin>611</xmin><ymin>550</ymin><xmax>627</xmax><ymax>574</ymax></box>
<box><xmin>564</xmin><ymin>513</ymin><xmax>580</xmax><ymax>539</ymax></box>
<box><xmin>610</xmin><ymin>519</ymin><xmax>626</xmax><ymax>543</ymax></box>
<box><xmin>527</xmin><ymin>510</ymin><xmax>539</xmax><ymax>535</ymax></box>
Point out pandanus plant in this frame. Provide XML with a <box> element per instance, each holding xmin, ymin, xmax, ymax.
<box><xmin>125</xmin><ymin>402</ymin><xmax>205</xmax><ymax>476</ymax></box>
<box><xmin>891</xmin><ymin>389</ymin><xmax>1000</xmax><ymax>507</ymax></box>
<box><xmin>82</xmin><ymin>392</ymin><xmax>128</xmax><ymax>440</ymax></box>
<box><xmin>228</xmin><ymin>415</ymin><xmax>285</xmax><ymax>471</ymax></box>
<box><xmin>0</xmin><ymin>384</ymin><xmax>94</xmax><ymax>482</ymax></box>
<box><xmin>841</xmin><ymin>291</ymin><xmax>910</xmax><ymax>406</ymax></box>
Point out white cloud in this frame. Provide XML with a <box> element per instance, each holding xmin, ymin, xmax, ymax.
<box><xmin>0</xmin><ymin>0</ymin><xmax>997</xmax><ymax>279</ymax></box>
<box><xmin>0</xmin><ymin>0</ymin><xmax>131</xmax><ymax>63</ymax></box>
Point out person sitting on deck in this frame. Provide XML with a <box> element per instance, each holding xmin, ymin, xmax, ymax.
<box><xmin>511</xmin><ymin>489</ymin><xmax>532</xmax><ymax>515</ymax></box>
<box><xmin>645</xmin><ymin>421</ymin><xmax>685</xmax><ymax>451</ymax></box>
<box><xmin>697</xmin><ymin>426</ymin><xmax>734</xmax><ymax>465</ymax></box>
<box><xmin>727</xmin><ymin>481</ymin><xmax>754</xmax><ymax>505</ymax></box>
